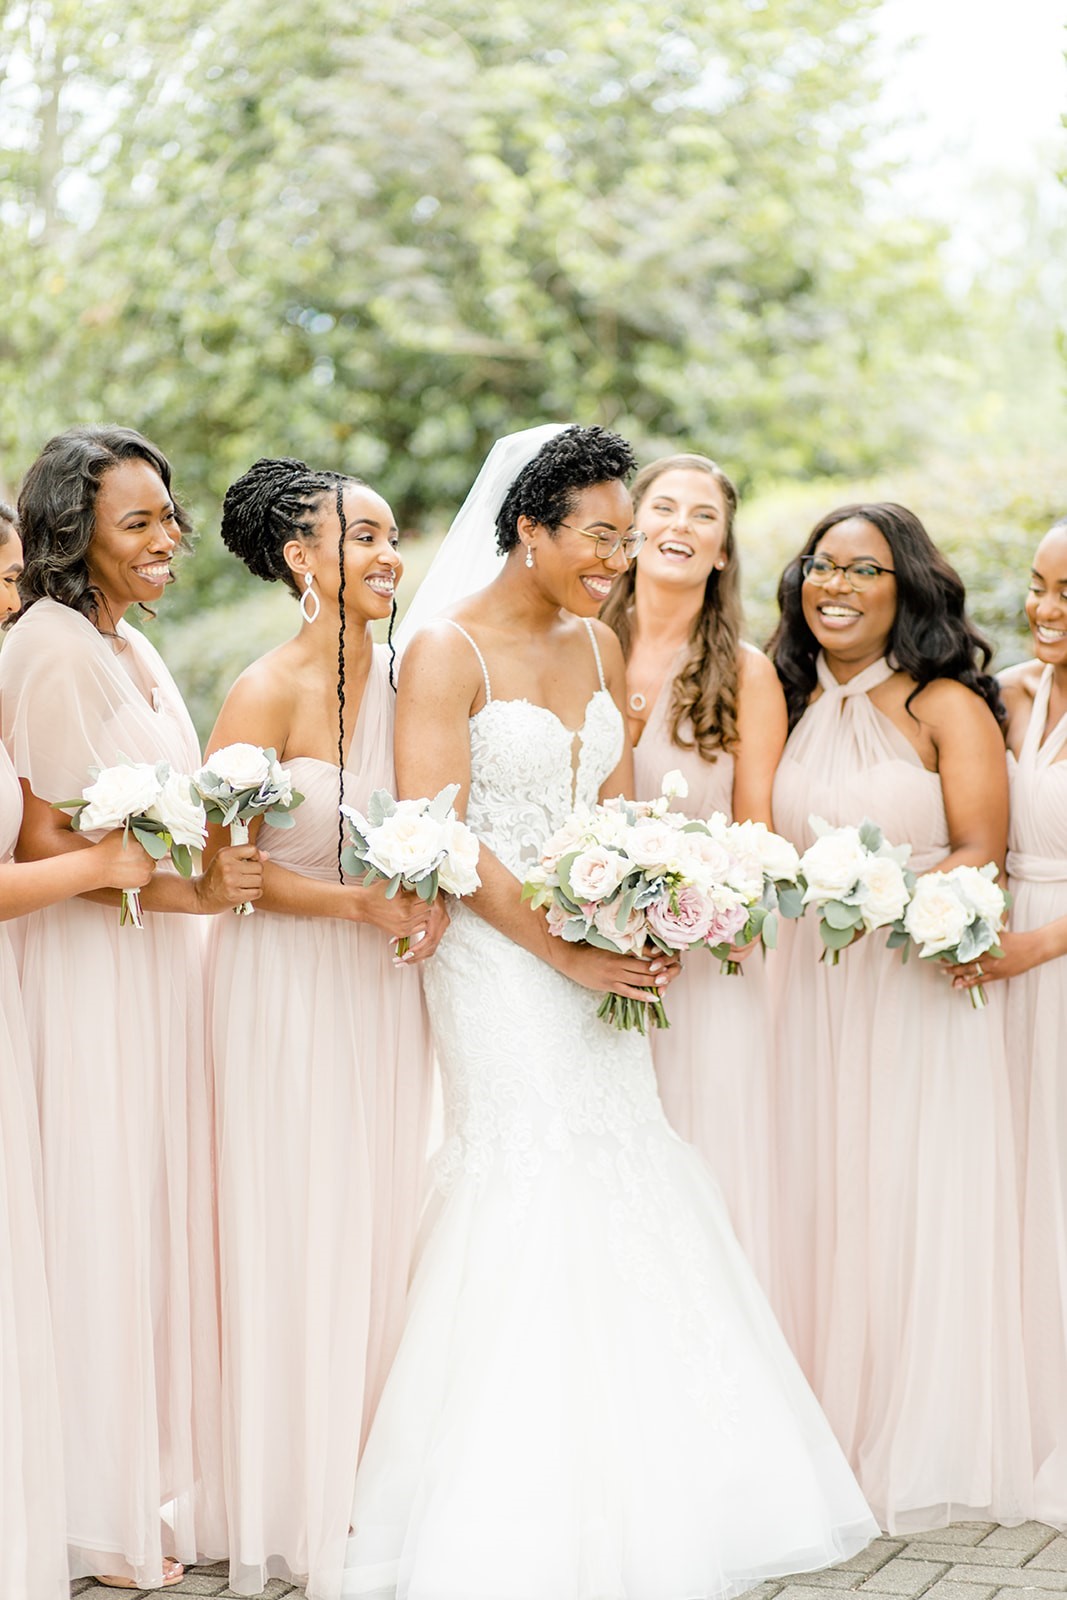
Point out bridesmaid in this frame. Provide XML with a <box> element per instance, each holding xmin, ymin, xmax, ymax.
<box><xmin>0</xmin><ymin>428</ymin><xmax>261</xmax><ymax>1589</ymax></box>
<box><xmin>951</xmin><ymin>515</ymin><xmax>1067</xmax><ymax>1522</ymax></box>
<box><xmin>207</xmin><ymin>459</ymin><xmax>443</xmax><ymax>1600</ymax></box>
<box><xmin>768</xmin><ymin>501</ymin><xmax>1032</xmax><ymax>1531</ymax></box>
<box><xmin>601</xmin><ymin>454</ymin><xmax>787</xmax><ymax>1290</ymax></box>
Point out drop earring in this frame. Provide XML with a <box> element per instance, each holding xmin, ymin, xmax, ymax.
<box><xmin>525</xmin><ymin>544</ymin><xmax>535</xmax><ymax>569</ymax></box>
<box><xmin>300</xmin><ymin>570</ymin><xmax>320</xmax><ymax>624</ymax></box>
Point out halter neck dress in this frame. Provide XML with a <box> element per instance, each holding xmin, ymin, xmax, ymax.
<box><xmin>632</xmin><ymin>647</ymin><xmax>776</xmax><ymax>1294</ymax></box>
<box><xmin>0</xmin><ymin>739</ymin><xmax>68</xmax><ymax>1599</ymax></box>
<box><xmin>209</xmin><ymin>645</ymin><xmax>434</xmax><ymax>1600</ymax></box>
<box><xmin>771</xmin><ymin>653</ymin><xmax>1032</xmax><ymax>1531</ymax></box>
<box><xmin>1003</xmin><ymin>662</ymin><xmax>1067</xmax><ymax>1524</ymax></box>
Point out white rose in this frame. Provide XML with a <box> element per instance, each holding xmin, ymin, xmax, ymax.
<box><xmin>148</xmin><ymin>772</ymin><xmax>208</xmax><ymax>850</ymax></box>
<box><xmin>855</xmin><ymin>854</ymin><xmax>909</xmax><ymax>930</ymax></box>
<box><xmin>625</xmin><ymin>821</ymin><xmax>686</xmax><ymax>874</ymax></box>
<box><xmin>799</xmin><ymin>827</ymin><xmax>869</xmax><ymax>904</ymax></box>
<box><xmin>365</xmin><ymin>812</ymin><xmax>446</xmax><ymax>881</ymax></box>
<box><xmin>568</xmin><ymin>844</ymin><xmax>627</xmax><ymax>903</ymax></box>
<box><xmin>437</xmin><ymin>818</ymin><xmax>481</xmax><ymax>896</ymax></box>
<box><xmin>949</xmin><ymin>865</ymin><xmax>1005</xmax><ymax>928</ymax></box>
<box><xmin>676</xmin><ymin>829</ymin><xmax>735</xmax><ymax>892</ymax></box>
<box><xmin>79</xmin><ymin>762</ymin><xmax>164</xmax><ymax>831</ymax></box>
<box><xmin>904</xmin><ymin>874</ymin><xmax>971</xmax><ymax>956</ymax></box>
<box><xmin>205</xmin><ymin>742</ymin><xmax>271</xmax><ymax>792</ymax></box>
<box><xmin>738</xmin><ymin>820</ymin><xmax>800</xmax><ymax>884</ymax></box>
<box><xmin>660</xmin><ymin>768</ymin><xmax>689</xmax><ymax>802</ymax></box>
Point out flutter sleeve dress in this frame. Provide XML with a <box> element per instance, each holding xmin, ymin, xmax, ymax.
<box><xmin>770</xmin><ymin>653</ymin><xmax>1032</xmax><ymax>1532</ymax></box>
<box><xmin>0</xmin><ymin>597</ymin><xmax>224</xmax><ymax>1587</ymax></box>
<box><xmin>0</xmin><ymin>736</ymin><xmax>68</xmax><ymax>1600</ymax></box>
<box><xmin>209</xmin><ymin>645</ymin><xmax>434</xmax><ymax>1600</ymax></box>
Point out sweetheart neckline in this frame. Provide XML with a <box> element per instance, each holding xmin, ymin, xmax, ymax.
<box><xmin>470</xmin><ymin>688</ymin><xmax>616</xmax><ymax>739</ymax></box>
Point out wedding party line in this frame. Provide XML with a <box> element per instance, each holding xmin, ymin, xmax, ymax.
<box><xmin>0</xmin><ymin>420</ymin><xmax>1064</xmax><ymax>1600</ymax></box>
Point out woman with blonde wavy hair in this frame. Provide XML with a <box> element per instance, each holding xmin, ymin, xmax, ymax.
<box><xmin>601</xmin><ymin>452</ymin><xmax>787</xmax><ymax>1294</ymax></box>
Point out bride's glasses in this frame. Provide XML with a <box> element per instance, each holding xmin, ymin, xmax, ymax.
<box><xmin>801</xmin><ymin>553</ymin><xmax>896</xmax><ymax>592</ymax></box>
<box><xmin>560</xmin><ymin>523</ymin><xmax>647</xmax><ymax>562</ymax></box>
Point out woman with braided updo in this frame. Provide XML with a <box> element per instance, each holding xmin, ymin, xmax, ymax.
<box><xmin>206</xmin><ymin>457</ymin><xmax>445</xmax><ymax>1600</ymax></box>
<box><xmin>0</xmin><ymin>428</ymin><xmax>262</xmax><ymax>1591</ymax></box>
<box><xmin>602</xmin><ymin>454</ymin><xmax>788</xmax><ymax>1296</ymax></box>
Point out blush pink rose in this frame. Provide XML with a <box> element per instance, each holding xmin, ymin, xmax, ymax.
<box><xmin>645</xmin><ymin>885</ymin><xmax>716</xmax><ymax>950</ymax></box>
<box><xmin>706</xmin><ymin>900</ymin><xmax>749</xmax><ymax>947</ymax></box>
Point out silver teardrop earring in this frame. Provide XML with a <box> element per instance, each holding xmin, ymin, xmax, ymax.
<box><xmin>300</xmin><ymin>570</ymin><xmax>320</xmax><ymax>624</ymax></box>
<box><xmin>525</xmin><ymin>543</ymin><xmax>535</xmax><ymax>569</ymax></box>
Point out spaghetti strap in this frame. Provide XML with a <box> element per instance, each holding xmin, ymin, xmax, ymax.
<box><xmin>443</xmin><ymin>620</ymin><xmax>492</xmax><ymax>704</ymax></box>
<box><xmin>584</xmin><ymin>619</ymin><xmax>607</xmax><ymax>692</ymax></box>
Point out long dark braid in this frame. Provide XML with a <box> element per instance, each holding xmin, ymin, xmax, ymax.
<box><xmin>335</xmin><ymin>483</ymin><xmax>348</xmax><ymax>883</ymax></box>
<box><xmin>387</xmin><ymin>599</ymin><xmax>397</xmax><ymax>689</ymax></box>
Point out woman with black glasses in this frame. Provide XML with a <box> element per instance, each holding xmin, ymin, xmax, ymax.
<box><xmin>767</xmin><ymin>502</ymin><xmax>1032</xmax><ymax>1533</ymax></box>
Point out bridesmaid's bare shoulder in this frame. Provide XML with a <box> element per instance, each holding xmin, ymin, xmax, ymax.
<box><xmin>736</xmin><ymin>643</ymin><xmax>787</xmax><ymax>715</ymax></box>
<box><xmin>997</xmin><ymin>657</ymin><xmax>1043</xmax><ymax>713</ymax></box>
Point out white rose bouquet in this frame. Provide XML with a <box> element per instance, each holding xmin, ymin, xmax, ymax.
<box><xmin>903</xmin><ymin>862</ymin><xmax>1008</xmax><ymax>1009</ymax></box>
<box><xmin>522</xmin><ymin>772</ymin><xmax>753</xmax><ymax>1031</ymax></box>
<box><xmin>705</xmin><ymin>813</ymin><xmax>804</xmax><ymax>974</ymax></box>
<box><xmin>57</xmin><ymin>759</ymin><xmax>207</xmax><ymax>928</ymax></box>
<box><xmin>341</xmin><ymin>783</ymin><xmax>481</xmax><ymax>955</ymax></box>
<box><xmin>798</xmin><ymin>816</ymin><xmax>913</xmax><ymax>965</ymax></box>
<box><xmin>193</xmin><ymin>743</ymin><xmax>304</xmax><ymax>915</ymax></box>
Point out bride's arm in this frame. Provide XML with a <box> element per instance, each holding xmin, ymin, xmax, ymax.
<box><xmin>396</xmin><ymin>626</ymin><xmax>675</xmax><ymax>1002</ymax></box>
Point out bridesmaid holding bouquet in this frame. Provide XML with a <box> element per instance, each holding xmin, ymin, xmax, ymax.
<box><xmin>0</xmin><ymin>429</ymin><xmax>260</xmax><ymax>1589</ymax></box>
<box><xmin>207</xmin><ymin>459</ymin><xmax>444</xmax><ymax>1600</ymax></box>
<box><xmin>953</xmin><ymin>515</ymin><xmax>1067</xmax><ymax>1523</ymax></box>
<box><xmin>602</xmin><ymin>454</ymin><xmax>787</xmax><ymax>1291</ymax></box>
<box><xmin>768</xmin><ymin>501</ymin><xmax>1032</xmax><ymax>1531</ymax></box>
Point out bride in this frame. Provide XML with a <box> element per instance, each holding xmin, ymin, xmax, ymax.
<box><xmin>342</xmin><ymin>425</ymin><xmax>877</xmax><ymax>1600</ymax></box>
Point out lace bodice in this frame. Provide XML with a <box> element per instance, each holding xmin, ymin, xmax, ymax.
<box><xmin>448</xmin><ymin>620</ymin><xmax>624</xmax><ymax>876</ymax></box>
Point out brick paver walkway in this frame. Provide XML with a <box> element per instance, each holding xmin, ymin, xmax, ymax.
<box><xmin>70</xmin><ymin>1521</ymin><xmax>1067</xmax><ymax>1599</ymax></box>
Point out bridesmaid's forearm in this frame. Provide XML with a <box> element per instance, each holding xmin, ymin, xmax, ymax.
<box><xmin>255</xmin><ymin>860</ymin><xmax>368</xmax><ymax>920</ymax></box>
<box><xmin>0</xmin><ymin>851</ymin><xmax>112</xmax><ymax>920</ymax></box>
<box><xmin>1033</xmin><ymin>915</ymin><xmax>1067</xmax><ymax>966</ymax></box>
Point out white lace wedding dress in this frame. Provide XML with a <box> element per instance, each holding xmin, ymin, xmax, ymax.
<box><xmin>342</xmin><ymin>623</ymin><xmax>877</xmax><ymax>1600</ymax></box>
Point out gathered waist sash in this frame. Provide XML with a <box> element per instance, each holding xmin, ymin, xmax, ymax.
<box><xmin>1007</xmin><ymin>849</ymin><xmax>1067</xmax><ymax>885</ymax></box>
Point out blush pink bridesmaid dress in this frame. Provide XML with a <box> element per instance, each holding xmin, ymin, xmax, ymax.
<box><xmin>0</xmin><ymin>740</ymin><xmax>67</xmax><ymax>1600</ymax></box>
<box><xmin>1003</xmin><ymin>663</ymin><xmax>1067</xmax><ymax>1524</ymax></box>
<box><xmin>0</xmin><ymin>599</ymin><xmax>224</xmax><ymax>1587</ymax></box>
<box><xmin>210</xmin><ymin>646</ymin><xmax>434</xmax><ymax>1600</ymax></box>
<box><xmin>632</xmin><ymin>658</ymin><xmax>777</xmax><ymax>1294</ymax></box>
<box><xmin>770</xmin><ymin>653</ymin><xmax>1032</xmax><ymax>1532</ymax></box>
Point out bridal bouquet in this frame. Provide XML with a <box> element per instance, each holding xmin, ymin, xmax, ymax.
<box><xmin>341</xmin><ymin>783</ymin><xmax>481</xmax><ymax>955</ymax></box>
<box><xmin>522</xmin><ymin>773</ymin><xmax>757</xmax><ymax>1031</ymax></box>
<box><xmin>193</xmin><ymin>743</ymin><xmax>304</xmax><ymax>915</ymax></box>
<box><xmin>58</xmin><ymin>760</ymin><xmax>207</xmax><ymax>928</ymax></box>
<box><xmin>704</xmin><ymin>813</ymin><xmax>804</xmax><ymax>974</ymax></box>
<box><xmin>903</xmin><ymin>863</ymin><xmax>1008</xmax><ymax>1010</ymax></box>
<box><xmin>798</xmin><ymin>816</ymin><xmax>913</xmax><ymax>965</ymax></box>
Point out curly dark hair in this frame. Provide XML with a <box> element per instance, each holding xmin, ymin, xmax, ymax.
<box><xmin>0</xmin><ymin>501</ymin><xmax>17</xmax><ymax>545</ymax></box>
<box><xmin>220</xmin><ymin>457</ymin><xmax>397</xmax><ymax>881</ymax></box>
<box><xmin>494</xmin><ymin>424</ymin><xmax>637</xmax><ymax>555</ymax></box>
<box><xmin>11</xmin><ymin>426</ymin><xmax>191</xmax><ymax>630</ymax></box>
<box><xmin>601</xmin><ymin>453</ymin><xmax>742</xmax><ymax>762</ymax></box>
<box><xmin>768</xmin><ymin>502</ymin><xmax>1004</xmax><ymax>730</ymax></box>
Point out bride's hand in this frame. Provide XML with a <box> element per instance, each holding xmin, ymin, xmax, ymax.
<box><xmin>551</xmin><ymin>941</ymin><xmax>681</xmax><ymax>1001</ymax></box>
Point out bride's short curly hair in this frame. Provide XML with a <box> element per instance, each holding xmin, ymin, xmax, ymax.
<box><xmin>495</xmin><ymin>424</ymin><xmax>636</xmax><ymax>555</ymax></box>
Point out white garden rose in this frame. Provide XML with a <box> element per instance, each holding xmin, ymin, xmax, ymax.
<box><xmin>365</xmin><ymin>812</ymin><xmax>446</xmax><ymax>880</ymax></box>
<box><xmin>79</xmin><ymin>762</ymin><xmax>164</xmax><ymax>831</ymax></box>
<box><xmin>949</xmin><ymin>864</ymin><xmax>1005</xmax><ymax>927</ymax></box>
<box><xmin>798</xmin><ymin>827</ymin><xmax>869</xmax><ymax>904</ymax></box>
<box><xmin>855</xmin><ymin>854</ymin><xmax>909</xmax><ymax>930</ymax></box>
<box><xmin>738</xmin><ymin>820</ymin><xmax>800</xmax><ymax>884</ymax></box>
<box><xmin>676</xmin><ymin>829</ymin><xmax>734</xmax><ymax>892</ymax></box>
<box><xmin>904</xmin><ymin>874</ymin><xmax>971</xmax><ymax>956</ymax></box>
<box><xmin>568</xmin><ymin>844</ymin><xmax>627</xmax><ymax>903</ymax></box>
<box><xmin>205</xmin><ymin>742</ymin><xmax>271</xmax><ymax>792</ymax></box>
<box><xmin>148</xmin><ymin>771</ymin><xmax>208</xmax><ymax>850</ymax></box>
<box><xmin>625</xmin><ymin>821</ymin><xmax>686</xmax><ymax>873</ymax></box>
<box><xmin>437</xmin><ymin>818</ymin><xmax>481</xmax><ymax>896</ymax></box>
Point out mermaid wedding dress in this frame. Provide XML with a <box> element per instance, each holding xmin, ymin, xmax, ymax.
<box><xmin>342</xmin><ymin>623</ymin><xmax>877</xmax><ymax>1600</ymax></box>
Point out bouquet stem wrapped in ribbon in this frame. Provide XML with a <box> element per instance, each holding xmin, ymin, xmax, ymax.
<box><xmin>903</xmin><ymin>862</ymin><xmax>1009</xmax><ymax>1009</ymax></box>
<box><xmin>341</xmin><ymin>784</ymin><xmax>481</xmax><ymax>954</ymax></box>
<box><xmin>193</xmin><ymin>744</ymin><xmax>304</xmax><ymax>914</ymax></box>
<box><xmin>57</xmin><ymin>759</ymin><xmax>207</xmax><ymax>928</ymax></box>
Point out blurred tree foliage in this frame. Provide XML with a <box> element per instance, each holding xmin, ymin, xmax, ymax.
<box><xmin>1</xmin><ymin>0</ymin><xmax>966</xmax><ymax>619</ymax></box>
